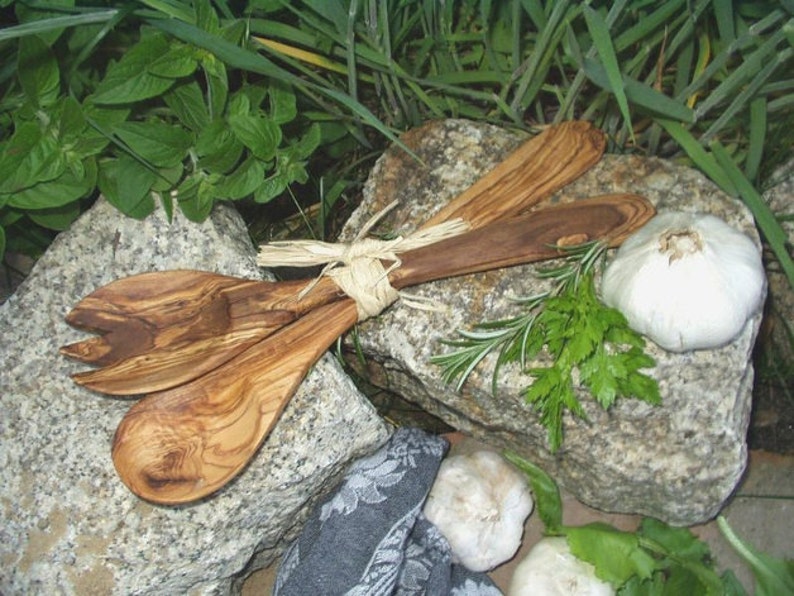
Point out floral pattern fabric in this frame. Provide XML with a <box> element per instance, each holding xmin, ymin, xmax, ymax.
<box><xmin>274</xmin><ymin>427</ymin><xmax>502</xmax><ymax>596</ymax></box>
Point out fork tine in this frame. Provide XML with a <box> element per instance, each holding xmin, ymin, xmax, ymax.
<box><xmin>60</xmin><ymin>336</ymin><xmax>114</xmax><ymax>364</ymax></box>
<box><xmin>68</xmin><ymin>329</ymin><xmax>270</xmax><ymax>395</ymax></box>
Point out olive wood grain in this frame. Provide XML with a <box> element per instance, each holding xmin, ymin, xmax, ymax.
<box><xmin>62</xmin><ymin>121</ymin><xmax>607</xmax><ymax>395</ymax></box>
<box><xmin>111</xmin><ymin>193</ymin><xmax>654</xmax><ymax>503</ymax></box>
<box><xmin>65</xmin><ymin>195</ymin><xmax>652</xmax><ymax>395</ymax></box>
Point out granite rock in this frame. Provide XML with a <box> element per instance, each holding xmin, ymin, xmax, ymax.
<box><xmin>0</xmin><ymin>198</ymin><xmax>390</xmax><ymax>594</ymax></box>
<box><xmin>762</xmin><ymin>160</ymin><xmax>794</xmax><ymax>366</ymax></box>
<box><xmin>341</xmin><ymin>119</ymin><xmax>764</xmax><ymax>526</ymax></box>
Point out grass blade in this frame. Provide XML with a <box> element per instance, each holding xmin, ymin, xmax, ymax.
<box><xmin>510</xmin><ymin>0</ymin><xmax>574</xmax><ymax>114</ymax></box>
<box><xmin>583</xmin><ymin>5</ymin><xmax>634</xmax><ymax>141</ymax></box>
<box><xmin>694</xmin><ymin>25</ymin><xmax>789</xmax><ymax>121</ymax></box>
<box><xmin>0</xmin><ymin>10</ymin><xmax>119</xmax><ymax>42</ymax></box>
<box><xmin>745</xmin><ymin>97</ymin><xmax>766</xmax><ymax>183</ymax></box>
<box><xmin>582</xmin><ymin>59</ymin><xmax>695</xmax><ymax>123</ymax></box>
<box><xmin>712</xmin><ymin>0</ymin><xmax>736</xmax><ymax>44</ymax></box>
<box><xmin>656</xmin><ymin>119</ymin><xmax>736</xmax><ymax>193</ymax></box>
<box><xmin>712</xmin><ymin>141</ymin><xmax>794</xmax><ymax>288</ymax></box>
<box><xmin>699</xmin><ymin>47</ymin><xmax>792</xmax><ymax>142</ymax></box>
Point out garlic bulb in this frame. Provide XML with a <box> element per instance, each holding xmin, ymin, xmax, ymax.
<box><xmin>509</xmin><ymin>537</ymin><xmax>615</xmax><ymax>596</ymax></box>
<box><xmin>600</xmin><ymin>211</ymin><xmax>765</xmax><ymax>352</ymax></box>
<box><xmin>423</xmin><ymin>450</ymin><xmax>534</xmax><ymax>572</ymax></box>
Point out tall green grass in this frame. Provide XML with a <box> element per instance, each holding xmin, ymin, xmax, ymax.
<box><xmin>250</xmin><ymin>0</ymin><xmax>793</xmax><ymax>286</ymax></box>
<box><xmin>1</xmin><ymin>0</ymin><xmax>791</xmax><ymax>287</ymax></box>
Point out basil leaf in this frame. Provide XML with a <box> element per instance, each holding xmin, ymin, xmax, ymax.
<box><xmin>27</xmin><ymin>201</ymin><xmax>82</xmax><ymax>231</ymax></box>
<box><xmin>148</xmin><ymin>43</ymin><xmax>198</xmax><ymax>79</ymax></box>
<box><xmin>164</xmin><ymin>81</ymin><xmax>211</xmax><ymax>132</ymax></box>
<box><xmin>177</xmin><ymin>172</ymin><xmax>217</xmax><ymax>222</ymax></box>
<box><xmin>215</xmin><ymin>156</ymin><xmax>266</xmax><ymax>199</ymax></box>
<box><xmin>0</xmin><ymin>124</ymin><xmax>66</xmax><ymax>193</ymax></box>
<box><xmin>17</xmin><ymin>35</ymin><xmax>59</xmax><ymax>107</ymax></box>
<box><xmin>92</xmin><ymin>34</ymin><xmax>176</xmax><ymax>104</ymax></box>
<box><xmin>269</xmin><ymin>83</ymin><xmax>297</xmax><ymax>124</ymax></box>
<box><xmin>566</xmin><ymin>523</ymin><xmax>660</xmax><ymax>586</ymax></box>
<box><xmin>0</xmin><ymin>122</ymin><xmax>44</xmax><ymax>193</ymax></box>
<box><xmin>229</xmin><ymin>112</ymin><xmax>281</xmax><ymax>161</ymax></box>
<box><xmin>202</xmin><ymin>56</ymin><xmax>229</xmax><ymax>118</ymax></box>
<box><xmin>98</xmin><ymin>155</ymin><xmax>157</xmax><ymax>219</ymax></box>
<box><xmin>196</xmin><ymin>119</ymin><xmax>244</xmax><ymax>173</ymax></box>
<box><xmin>57</xmin><ymin>96</ymin><xmax>87</xmax><ymax>142</ymax></box>
<box><xmin>112</xmin><ymin>120</ymin><xmax>192</xmax><ymax>168</ymax></box>
<box><xmin>254</xmin><ymin>174</ymin><xmax>288</xmax><ymax>204</ymax></box>
<box><xmin>503</xmin><ymin>451</ymin><xmax>563</xmax><ymax>532</ymax></box>
<box><xmin>289</xmin><ymin>123</ymin><xmax>322</xmax><ymax>160</ymax></box>
<box><xmin>6</xmin><ymin>157</ymin><xmax>97</xmax><ymax>209</ymax></box>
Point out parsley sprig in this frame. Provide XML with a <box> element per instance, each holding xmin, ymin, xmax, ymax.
<box><xmin>431</xmin><ymin>242</ymin><xmax>660</xmax><ymax>451</ymax></box>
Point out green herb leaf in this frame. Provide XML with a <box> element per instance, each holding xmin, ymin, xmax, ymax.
<box><xmin>98</xmin><ymin>155</ymin><xmax>157</xmax><ymax>219</ymax></box>
<box><xmin>27</xmin><ymin>201</ymin><xmax>82</xmax><ymax>231</ymax></box>
<box><xmin>433</xmin><ymin>242</ymin><xmax>660</xmax><ymax>451</ymax></box>
<box><xmin>254</xmin><ymin>172</ymin><xmax>289</xmax><ymax>204</ymax></box>
<box><xmin>17</xmin><ymin>35</ymin><xmax>60</xmax><ymax>107</ymax></box>
<box><xmin>202</xmin><ymin>56</ymin><xmax>229</xmax><ymax>119</ymax></box>
<box><xmin>196</xmin><ymin>119</ymin><xmax>245</xmax><ymax>174</ymax></box>
<box><xmin>92</xmin><ymin>33</ymin><xmax>176</xmax><ymax>104</ymax></box>
<box><xmin>269</xmin><ymin>83</ymin><xmax>298</xmax><ymax>124</ymax></box>
<box><xmin>567</xmin><ymin>523</ymin><xmax>660</xmax><ymax>585</ymax></box>
<box><xmin>0</xmin><ymin>122</ymin><xmax>46</xmax><ymax>194</ymax></box>
<box><xmin>177</xmin><ymin>172</ymin><xmax>217</xmax><ymax>222</ymax></box>
<box><xmin>215</xmin><ymin>156</ymin><xmax>266</xmax><ymax>200</ymax></box>
<box><xmin>148</xmin><ymin>43</ymin><xmax>199</xmax><ymax>79</ymax></box>
<box><xmin>503</xmin><ymin>451</ymin><xmax>563</xmax><ymax>532</ymax></box>
<box><xmin>6</xmin><ymin>158</ymin><xmax>97</xmax><ymax>210</ymax></box>
<box><xmin>229</xmin><ymin>112</ymin><xmax>282</xmax><ymax>161</ymax></box>
<box><xmin>718</xmin><ymin>516</ymin><xmax>794</xmax><ymax>596</ymax></box>
<box><xmin>164</xmin><ymin>81</ymin><xmax>211</xmax><ymax>133</ymax></box>
<box><xmin>112</xmin><ymin>120</ymin><xmax>193</xmax><ymax>169</ymax></box>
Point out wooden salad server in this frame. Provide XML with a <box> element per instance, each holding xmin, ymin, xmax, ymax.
<box><xmin>62</xmin><ymin>121</ymin><xmax>609</xmax><ymax>396</ymax></box>
<box><xmin>111</xmin><ymin>194</ymin><xmax>655</xmax><ymax>504</ymax></box>
<box><xmin>113</xmin><ymin>195</ymin><xmax>654</xmax><ymax>504</ymax></box>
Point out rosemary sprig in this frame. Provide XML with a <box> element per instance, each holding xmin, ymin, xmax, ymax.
<box><xmin>431</xmin><ymin>241</ymin><xmax>660</xmax><ymax>451</ymax></box>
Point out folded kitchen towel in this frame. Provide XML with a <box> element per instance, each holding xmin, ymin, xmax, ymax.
<box><xmin>274</xmin><ymin>427</ymin><xmax>501</xmax><ymax>595</ymax></box>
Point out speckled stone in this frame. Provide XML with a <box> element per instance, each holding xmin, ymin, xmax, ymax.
<box><xmin>762</xmin><ymin>159</ymin><xmax>794</xmax><ymax>366</ymax></box>
<box><xmin>341</xmin><ymin>119</ymin><xmax>765</xmax><ymax>526</ymax></box>
<box><xmin>0</xmin><ymin>198</ymin><xmax>389</xmax><ymax>594</ymax></box>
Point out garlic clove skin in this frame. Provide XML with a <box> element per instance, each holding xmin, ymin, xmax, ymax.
<box><xmin>423</xmin><ymin>450</ymin><xmax>534</xmax><ymax>572</ymax></box>
<box><xmin>508</xmin><ymin>536</ymin><xmax>615</xmax><ymax>596</ymax></box>
<box><xmin>600</xmin><ymin>212</ymin><xmax>765</xmax><ymax>352</ymax></box>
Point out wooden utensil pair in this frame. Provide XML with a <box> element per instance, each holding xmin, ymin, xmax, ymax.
<box><xmin>62</xmin><ymin>121</ymin><xmax>655</xmax><ymax>504</ymax></box>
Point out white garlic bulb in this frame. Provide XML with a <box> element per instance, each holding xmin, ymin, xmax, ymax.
<box><xmin>600</xmin><ymin>211</ymin><xmax>765</xmax><ymax>352</ymax></box>
<box><xmin>509</xmin><ymin>537</ymin><xmax>615</xmax><ymax>596</ymax></box>
<box><xmin>423</xmin><ymin>450</ymin><xmax>534</xmax><ymax>572</ymax></box>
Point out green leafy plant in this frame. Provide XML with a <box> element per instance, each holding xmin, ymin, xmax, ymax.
<box><xmin>0</xmin><ymin>0</ymin><xmax>404</xmax><ymax>261</ymax></box>
<box><xmin>717</xmin><ymin>515</ymin><xmax>794</xmax><ymax>595</ymax></box>
<box><xmin>432</xmin><ymin>242</ymin><xmax>660</xmax><ymax>451</ymax></box>
<box><xmin>505</xmin><ymin>451</ymin><xmax>794</xmax><ymax>595</ymax></box>
<box><xmin>0</xmin><ymin>1</ymin><xmax>326</xmax><ymax>259</ymax></box>
<box><xmin>2</xmin><ymin>0</ymin><xmax>791</xmax><ymax>287</ymax></box>
<box><xmin>255</xmin><ymin>0</ymin><xmax>793</xmax><ymax>288</ymax></box>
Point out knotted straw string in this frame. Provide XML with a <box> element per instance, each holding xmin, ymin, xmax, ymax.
<box><xmin>256</xmin><ymin>201</ymin><xmax>470</xmax><ymax>321</ymax></box>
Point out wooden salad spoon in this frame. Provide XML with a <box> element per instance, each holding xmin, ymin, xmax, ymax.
<box><xmin>111</xmin><ymin>194</ymin><xmax>655</xmax><ymax>504</ymax></box>
<box><xmin>62</xmin><ymin>121</ymin><xmax>608</xmax><ymax>396</ymax></box>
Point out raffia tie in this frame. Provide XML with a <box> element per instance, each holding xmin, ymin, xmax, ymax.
<box><xmin>256</xmin><ymin>201</ymin><xmax>470</xmax><ymax>321</ymax></box>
